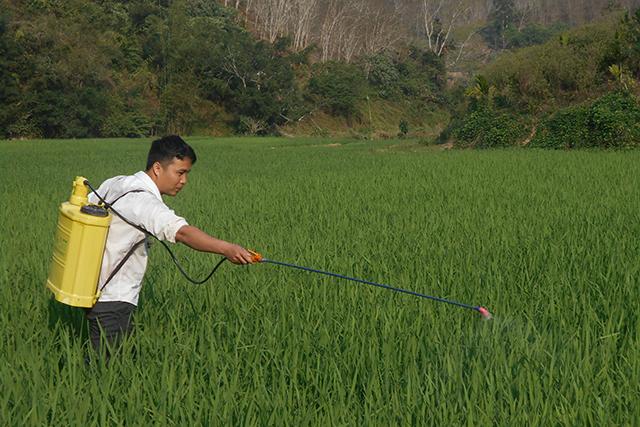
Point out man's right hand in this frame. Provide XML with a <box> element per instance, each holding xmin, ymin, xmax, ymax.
<box><xmin>222</xmin><ymin>243</ymin><xmax>255</xmax><ymax>265</ymax></box>
<box><xmin>176</xmin><ymin>225</ymin><xmax>256</xmax><ymax>264</ymax></box>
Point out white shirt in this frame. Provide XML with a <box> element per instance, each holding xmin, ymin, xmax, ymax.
<box><xmin>88</xmin><ymin>171</ymin><xmax>188</xmax><ymax>305</ymax></box>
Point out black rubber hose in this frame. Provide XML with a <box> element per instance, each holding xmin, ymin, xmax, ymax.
<box><xmin>84</xmin><ymin>180</ymin><xmax>228</xmax><ymax>285</ymax></box>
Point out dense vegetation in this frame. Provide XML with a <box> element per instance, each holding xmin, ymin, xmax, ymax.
<box><xmin>0</xmin><ymin>0</ymin><xmax>448</xmax><ymax>139</ymax></box>
<box><xmin>1</xmin><ymin>1</ymin><xmax>639</xmax><ymax>146</ymax></box>
<box><xmin>445</xmin><ymin>9</ymin><xmax>640</xmax><ymax>148</ymax></box>
<box><xmin>1</xmin><ymin>138</ymin><xmax>639</xmax><ymax>424</ymax></box>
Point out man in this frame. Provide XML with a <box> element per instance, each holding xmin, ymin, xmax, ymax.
<box><xmin>86</xmin><ymin>135</ymin><xmax>254</xmax><ymax>356</ymax></box>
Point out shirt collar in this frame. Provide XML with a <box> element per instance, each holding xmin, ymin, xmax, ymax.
<box><xmin>134</xmin><ymin>171</ymin><xmax>162</xmax><ymax>200</ymax></box>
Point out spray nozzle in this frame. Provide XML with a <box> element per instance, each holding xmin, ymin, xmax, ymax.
<box><xmin>478</xmin><ymin>306</ymin><xmax>492</xmax><ymax>320</ymax></box>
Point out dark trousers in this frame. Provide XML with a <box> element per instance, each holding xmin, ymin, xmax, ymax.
<box><xmin>85</xmin><ymin>301</ymin><xmax>136</xmax><ymax>356</ymax></box>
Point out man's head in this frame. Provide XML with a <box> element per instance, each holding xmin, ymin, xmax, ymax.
<box><xmin>145</xmin><ymin>135</ymin><xmax>197</xmax><ymax>196</ymax></box>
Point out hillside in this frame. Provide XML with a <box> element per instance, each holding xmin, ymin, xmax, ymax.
<box><xmin>1</xmin><ymin>1</ymin><xmax>639</xmax><ymax>141</ymax></box>
<box><xmin>441</xmin><ymin>9</ymin><xmax>640</xmax><ymax>148</ymax></box>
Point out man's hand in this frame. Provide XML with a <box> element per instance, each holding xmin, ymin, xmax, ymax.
<box><xmin>175</xmin><ymin>225</ymin><xmax>256</xmax><ymax>264</ymax></box>
<box><xmin>221</xmin><ymin>243</ymin><xmax>254</xmax><ymax>265</ymax></box>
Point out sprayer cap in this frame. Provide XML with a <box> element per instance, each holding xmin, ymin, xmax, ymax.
<box><xmin>80</xmin><ymin>204</ymin><xmax>108</xmax><ymax>217</ymax></box>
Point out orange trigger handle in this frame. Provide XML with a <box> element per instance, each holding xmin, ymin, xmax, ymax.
<box><xmin>248</xmin><ymin>250</ymin><xmax>263</xmax><ymax>263</ymax></box>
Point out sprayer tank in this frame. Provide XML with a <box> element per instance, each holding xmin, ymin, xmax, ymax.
<box><xmin>46</xmin><ymin>176</ymin><xmax>111</xmax><ymax>307</ymax></box>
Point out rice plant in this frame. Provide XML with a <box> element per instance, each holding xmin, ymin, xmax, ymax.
<box><xmin>0</xmin><ymin>138</ymin><xmax>638</xmax><ymax>425</ymax></box>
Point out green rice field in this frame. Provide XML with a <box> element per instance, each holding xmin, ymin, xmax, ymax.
<box><xmin>1</xmin><ymin>137</ymin><xmax>639</xmax><ymax>425</ymax></box>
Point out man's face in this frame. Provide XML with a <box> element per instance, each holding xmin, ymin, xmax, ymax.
<box><xmin>153</xmin><ymin>157</ymin><xmax>193</xmax><ymax>196</ymax></box>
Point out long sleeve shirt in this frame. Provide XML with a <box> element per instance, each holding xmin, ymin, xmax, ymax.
<box><xmin>88</xmin><ymin>171</ymin><xmax>188</xmax><ymax>305</ymax></box>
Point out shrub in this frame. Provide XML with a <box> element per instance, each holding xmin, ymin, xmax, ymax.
<box><xmin>482</xmin><ymin>21</ymin><xmax>617</xmax><ymax>111</ymax></box>
<box><xmin>398</xmin><ymin>119</ymin><xmax>409</xmax><ymax>136</ymax></box>
<box><xmin>364</xmin><ymin>54</ymin><xmax>401</xmax><ymax>99</ymax></box>
<box><xmin>101</xmin><ymin>111</ymin><xmax>153</xmax><ymax>138</ymax></box>
<box><xmin>531</xmin><ymin>91</ymin><xmax>640</xmax><ymax>148</ymax></box>
<box><xmin>589</xmin><ymin>91</ymin><xmax>640</xmax><ymax>147</ymax></box>
<box><xmin>529</xmin><ymin>105</ymin><xmax>591</xmax><ymax>148</ymax></box>
<box><xmin>504</xmin><ymin>23</ymin><xmax>569</xmax><ymax>49</ymax></box>
<box><xmin>307</xmin><ymin>62</ymin><xmax>366</xmax><ymax>118</ymax></box>
<box><xmin>452</xmin><ymin>107</ymin><xmax>528</xmax><ymax>148</ymax></box>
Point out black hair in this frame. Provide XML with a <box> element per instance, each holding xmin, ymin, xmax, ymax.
<box><xmin>145</xmin><ymin>135</ymin><xmax>197</xmax><ymax>170</ymax></box>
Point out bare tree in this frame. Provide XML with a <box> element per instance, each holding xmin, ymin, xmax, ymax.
<box><xmin>361</xmin><ymin>7</ymin><xmax>405</xmax><ymax>55</ymax></box>
<box><xmin>288</xmin><ymin>0</ymin><xmax>319</xmax><ymax>51</ymax></box>
<box><xmin>514</xmin><ymin>0</ymin><xmax>538</xmax><ymax>29</ymax></box>
<box><xmin>317</xmin><ymin>0</ymin><xmax>404</xmax><ymax>62</ymax></box>
<box><xmin>339</xmin><ymin>0</ymin><xmax>368</xmax><ymax>61</ymax></box>
<box><xmin>419</xmin><ymin>0</ymin><xmax>472</xmax><ymax>57</ymax></box>
<box><xmin>221</xmin><ymin>0</ymin><xmax>244</xmax><ymax>12</ymax></box>
<box><xmin>250</xmin><ymin>0</ymin><xmax>293</xmax><ymax>43</ymax></box>
<box><xmin>219</xmin><ymin>0</ymin><xmax>640</xmax><ymax>65</ymax></box>
<box><xmin>319</xmin><ymin>0</ymin><xmax>350</xmax><ymax>62</ymax></box>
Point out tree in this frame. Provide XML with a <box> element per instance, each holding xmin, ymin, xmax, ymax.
<box><xmin>613</xmin><ymin>8</ymin><xmax>640</xmax><ymax>77</ymax></box>
<box><xmin>483</xmin><ymin>0</ymin><xmax>517</xmax><ymax>49</ymax></box>
<box><xmin>0</xmin><ymin>13</ymin><xmax>22</xmax><ymax>137</ymax></box>
<box><xmin>252</xmin><ymin>0</ymin><xmax>292</xmax><ymax>43</ymax></box>
<box><xmin>308</xmin><ymin>62</ymin><xmax>366</xmax><ymax>117</ymax></box>
<box><xmin>419</xmin><ymin>0</ymin><xmax>471</xmax><ymax>57</ymax></box>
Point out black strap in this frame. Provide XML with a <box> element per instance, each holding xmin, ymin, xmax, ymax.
<box><xmin>97</xmin><ymin>189</ymin><xmax>150</xmax><ymax>293</ymax></box>
<box><xmin>103</xmin><ymin>189</ymin><xmax>146</xmax><ymax>208</ymax></box>
<box><xmin>99</xmin><ymin>238</ymin><xmax>146</xmax><ymax>292</ymax></box>
<box><xmin>86</xmin><ymin>179</ymin><xmax>229</xmax><ymax>287</ymax></box>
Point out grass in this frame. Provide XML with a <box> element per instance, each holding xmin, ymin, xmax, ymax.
<box><xmin>0</xmin><ymin>137</ymin><xmax>639</xmax><ymax>425</ymax></box>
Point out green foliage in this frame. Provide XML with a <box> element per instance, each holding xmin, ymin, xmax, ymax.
<box><xmin>464</xmin><ymin>75</ymin><xmax>497</xmax><ymax>110</ymax></box>
<box><xmin>504</xmin><ymin>23</ymin><xmax>569</xmax><ymax>49</ymax></box>
<box><xmin>479</xmin><ymin>21</ymin><xmax>618</xmax><ymax>112</ymax></box>
<box><xmin>0</xmin><ymin>0</ymin><xmax>117</xmax><ymax>137</ymax></box>
<box><xmin>481</xmin><ymin>0</ymin><xmax>517</xmax><ymax>49</ymax></box>
<box><xmin>0</xmin><ymin>0</ymin><xmax>449</xmax><ymax>138</ymax></box>
<box><xmin>0</xmin><ymin>1</ymin><xmax>154</xmax><ymax>137</ymax></box>
<box><xmin>442</xmin><ymin>75</ymin><xmax>525</xmax><ymax>147</ymax></box>
<box><xmin>607</xmin><ymin>64</ymin><xmax>636</xmax><ymax>91</ymax></box>
<box><xmin>365</xmin><ymin>54</ymin><xmax>402</xmax><ymax>99</ymax></box>
<box><xmin>589</xmin><ymin>91</ymin><xmax>640</xmax><ymax>146</ymax></box>
<box><xmin>101</xmin><ymin>111</ymin><xmax>154</xmax><ymax>138</ymax></box>
<box><xmin>450</xmin><ymin>107</ymin><xmax>528</xmax><ymax>147</ymax></box>
<box><xmin>216</xmin><ymin>39</ymin><xmax>298</xmax><ymax>133</ymax></box>
<box><xmin>362</xmin><ymin>47</ymin><xmax>445</xmax><ymax>104</ymax></box>
<box><xmin>402</xmin><ymin>45</ymin><xmax>446</xmax><ymax>98</ymax></box>
<box><xmin>308</xmin><ymin>62</ymin><xmax>367</xmax><ymax>118</ymax></box>
<box><xmin>529</xmin><ymin>105</ymin><xmax>591</xmax><ymax>148</ymax></box>
<box><xmin>446</xmin><ymin>13</ymin><xmax>640</xmax><ymax>150</ymax></box>
<box><xmin>0</xmin><ymin>0</ymin><xmax>302</xmax><ymax>138</ymax></box>
<box><xmin>398</xmin><ymin>119</ymin><xmax>409</xmax><ymax>136</ymax></box>
<box><xmin>531</xmin><ymin>91</ymin><xmax>640</xmax><ymax>148</ymax></box>
<box><xmin>604</xmin><ymin>8</ymin><xmax>640</xmax><ymax>77</ymax></box>
<box><xmin>0</xmin><ymin>13</ymin><xmax>21</xmax><ymax>136</ymax></box>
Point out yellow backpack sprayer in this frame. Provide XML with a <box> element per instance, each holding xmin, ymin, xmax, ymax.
<box><xmin>46</xmin><ymin>177</ymin><xmax>111</xmax><ymax>307</ymax></box>
<box><xmin>46</xmin><ymin>176</ymin><xmax>228</xmax><ymax>309</ymax></box>
<box><xmin>47</xmin><ymin>177</ymin><xmax>492</xmax><ymax>319</ymax></box>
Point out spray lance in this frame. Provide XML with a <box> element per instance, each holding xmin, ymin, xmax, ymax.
<box><xmin>246</xmin><ymin>251</ymin><xmax>492</xmax><ymax>320</ymax></box>
<box><xmin>47</xmin><ymin>177</ymin><xmax>492</xmax><ymax>319</ymax></box>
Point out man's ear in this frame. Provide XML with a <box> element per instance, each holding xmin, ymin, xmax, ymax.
<box><xmin>151</xmin><ymin>161</ymin><xmax>162</xmax><ymax>177</ymax></box>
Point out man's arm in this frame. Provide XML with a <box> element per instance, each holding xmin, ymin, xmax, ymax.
<box><xmin>175</xmin><ymin>225</ymin><xmax>254</xmax><ymax>265</ymax></box>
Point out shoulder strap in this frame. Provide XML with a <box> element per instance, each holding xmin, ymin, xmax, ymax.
<box><xmin>99</xmin><ymin>238</ymin><xmax>147</xmax><ymax>292</ymax></box>
<box><xmin>97</xmin><ymin>189</ymin><xmax>151</xmax><ymax>294</ymax></box>
<box><xmin>107</xmin><ymin>189</ymin><xmax>147</xmax><ymax>207</ymax></box>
